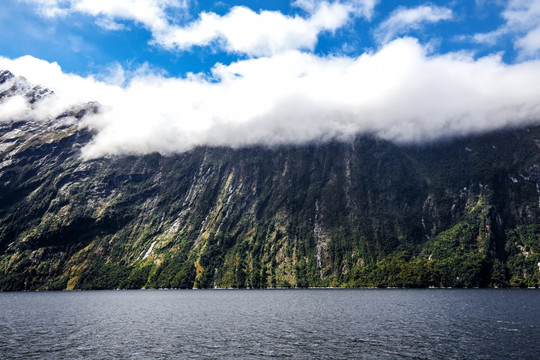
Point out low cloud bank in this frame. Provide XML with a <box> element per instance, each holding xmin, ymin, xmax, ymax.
<box><xmin>1</xmin><ymin>38</ymin><xmax>540</xmax><ymax>158</ymax></box>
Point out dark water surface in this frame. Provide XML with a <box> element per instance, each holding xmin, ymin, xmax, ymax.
<box><xmin>0</xmin><ymin>289</ymin><xmax>538</xmax><ymax>359</ymax></box>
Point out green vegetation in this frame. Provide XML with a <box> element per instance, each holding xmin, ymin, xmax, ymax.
<box><xmin>0</xmin><ymin>119</ymin><xmax>539</xmax><ymax>290</ymax></box>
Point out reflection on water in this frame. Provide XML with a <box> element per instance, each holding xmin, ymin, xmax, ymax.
<box><xmin>0</xmin><ymin>289</ymin><xmax>538</xmax><ymax>359</ymax></box>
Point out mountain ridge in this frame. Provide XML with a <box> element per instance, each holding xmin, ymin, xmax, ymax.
<box><xmin>0</xmin><ymin>70</ymin><xmax>539</xmax><ymax>290</ymax></box>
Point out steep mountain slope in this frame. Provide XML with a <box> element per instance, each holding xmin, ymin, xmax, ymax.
<box><xmin>0</xmin><ymin>70</ymin><xmax>539</xmax><ymax>290</ymax></box>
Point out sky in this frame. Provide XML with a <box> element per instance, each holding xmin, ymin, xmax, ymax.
<box><xmin>0</xmin><ymin>0</ymin><xmax>540</xmax><ymax>157</ymax></box>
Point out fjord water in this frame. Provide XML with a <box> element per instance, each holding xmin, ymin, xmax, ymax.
<box><xmin>0</xmin><ymin>289</ymin><xmax>538</xmax><ymax>359</ymax></box>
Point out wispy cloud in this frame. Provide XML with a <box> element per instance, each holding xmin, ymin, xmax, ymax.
<box><xmin>27</xmin><ymin>0</ymin><xmax>183</xmax><ymax>21</ymax></box>
<box><xmin>28</xmin><ymin>0</ymin><xmax>70</xmax><ymax>17</ymax></box>
<box><xmin>2</xmin><ymin>38</ymin><xmax>540</xmax><ymax>158</ymax></box>
<box><xmin>472</xmin><ymin>0</ymin><xmax>540</xmax><ymax>59</ymax></box>
<box><xmin>374</xmin><ymin>5</ymin><xmax>453</xmax><ymax>44</ymax></box>
<box><xmin>94</xmin><ymin>17</ymin><xmax>127</xmax><ymax>31</ymax></box>
<box><xmin>293</xmin><ymin>0</ymin><xmax>378</xmax><ymax>20</ymax></box>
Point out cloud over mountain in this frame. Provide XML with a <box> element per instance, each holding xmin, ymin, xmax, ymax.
<box><xmin>2</xmin><ymin>37</ymin><xmax>540</xmax><ymax>158</ymax></box>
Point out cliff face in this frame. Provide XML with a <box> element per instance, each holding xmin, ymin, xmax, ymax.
<box><xmin>0</xmin><ymin>71</ymin><xmax>539</xmax><ymax>290</ymax></box>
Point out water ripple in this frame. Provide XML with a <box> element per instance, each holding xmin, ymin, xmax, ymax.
<box><xmin>0</xmin><ymin>289</ymin><xmax>538</xmax><ymax>359</ymax></box>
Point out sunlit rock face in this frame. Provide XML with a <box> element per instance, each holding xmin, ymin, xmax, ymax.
<box><xmin>0</xmin><ymin>70</ymin><xmax>539</xmax><ymax>290</ymax></box>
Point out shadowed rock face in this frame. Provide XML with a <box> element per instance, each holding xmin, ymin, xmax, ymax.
<box><xmin>0</xmin><ymin>70</ymin><xmax>539</xmax><ymax>290</ymax></box>
<box><xmin>0</xmin><ymin>70</ymin><xmax>14</xmax><ymax>84</ymax></box>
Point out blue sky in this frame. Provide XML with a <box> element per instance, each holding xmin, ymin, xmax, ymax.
<box><xmin>1</xmin><ymin>1</ymin><xmax>540</xmax><ymax>157</ymax></box>
<box><xmin>0</xmin><ymin>0</ymin><xmax>529</xmax><ymax>77</ymax></box>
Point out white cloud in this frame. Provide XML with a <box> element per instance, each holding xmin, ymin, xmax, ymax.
<box><xmin>94</xmin><ymin>17</ymin><xmax>127</xmax><ymax>31</ymax></box>
<box><xmin>471</xmin><ymin>28</ymin><xmax>505</xmax><ymax>46</ymax></box>
<box><xmin>293</xmin><ymin>0</ymin><xmax>324</xmax><ymax>13</ymax></box>
<box><xmin>24</xmin><ymin>0</ymin><xmax>375</xmax><ymax>56</ymax></box>
<box><xmin>156</xmin><ymin>2</ymin><xmax>353</xmax><ymax>56</ymax></box>
<box><xmin>293</xmin><ymin>0</ymin><xmax>378</xmax><ymax>20</ymax></box>
<box><xmin>473</xmin><ymin>0</ymin><xmax>540</xmax><ymax>58</ymax></box>
<box><xmin>517</xmin><ymin>26</ymin><xmax>540</xmax><ymax>55</ymax></box>
<box><xmin>28</xmin><ymin>0</ymin><xmax>70</xmax><ymax>17</ymax></box>
<box><xmin>506</xmin><ymin>0</ymin><xmax>540</xmax><ymax>57</ymax></box>
<box><xmin>0</xmin><ymin>96</ymin><xmax>33</xmax><ymax>122</ymax></box>
<box><xmin>374</xmin><ymin>5</ymin><xmax>453</xmax><ymax>44</ymax></box>
<box><xmin>2</xmin><ymin>38</ymin><xmax>540</xmax><ymax>158</ymax></box>
<box><xmin>72</xmin><ymin>0</ymin><xmax>179</xmax><ymax>32</ymax></box>
<box><xmin>25</xmin><ymin>0</ymin><xmax>185</xmax><ymax>32</ymax></box>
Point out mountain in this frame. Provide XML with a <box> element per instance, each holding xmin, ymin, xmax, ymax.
<box><xmin>0</xmin><ymin>70</ymin><xmax>539</xmax><ymax>290</ymax></box>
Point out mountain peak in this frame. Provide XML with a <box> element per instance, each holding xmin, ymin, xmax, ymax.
<box><xmin>0</xmin><ymin>69</ymin><xmax>54</xmax><ymax>105</ymax></box>
<box><xmin>0</xmin><ymin>70</ymin><xmax>15</xmax><ymax>84</ymax></box>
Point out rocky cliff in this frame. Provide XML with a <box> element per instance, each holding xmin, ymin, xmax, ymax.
<box><xmin>0</xmin><ymin>70</ymin><xmax>539</xmax><ymax>290</ymax></box>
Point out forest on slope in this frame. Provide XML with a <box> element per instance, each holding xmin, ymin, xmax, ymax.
<box><xmin>1</xmin><ymin>107</ymin><xmax>539</xmax><ymax>290</ymax></box>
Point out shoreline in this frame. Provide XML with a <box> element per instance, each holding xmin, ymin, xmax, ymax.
<box><xmin>2</xmin><ymin>286</ymin><xmax>539</xmax><ymax>292</ymax></box>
